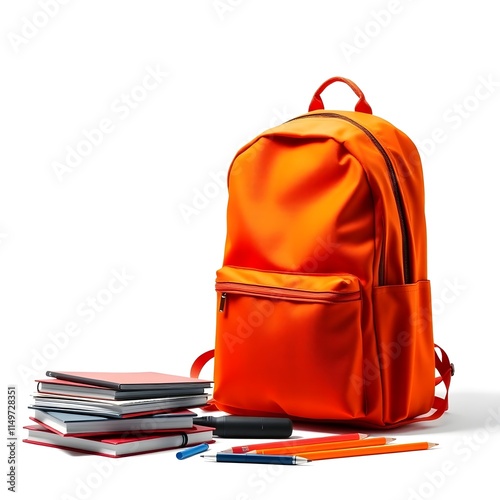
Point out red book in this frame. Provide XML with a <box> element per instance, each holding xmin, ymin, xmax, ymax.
<box><xmin>45</xmin><ymin>371</ymin><xmax>212</xmax><ymax>391</ymax></box>
<box><xmin>23</xmin><ymin>424</ymin><xmax>214</xmax><ymax>458</ymax></box>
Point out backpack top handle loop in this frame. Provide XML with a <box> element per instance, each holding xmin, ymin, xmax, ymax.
<box><xmin>308</xmin><ymin>76</ymin><xmax>373</xmax><ymax>114</ymax></box>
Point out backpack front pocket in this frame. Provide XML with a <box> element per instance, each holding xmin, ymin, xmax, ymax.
<box><xmin>213</xmin><ymin>266</ymin><xmax>365</xmax><ymax>420</ymax></box>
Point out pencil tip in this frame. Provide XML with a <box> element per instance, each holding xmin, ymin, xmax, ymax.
<box><xmin>429</xmin><ymin>443</ymin><xmax>439</xmax><ymax>448</ymax></box>
<box><xmin>359</xmin><ymin>433</ymin><xmax>369</xmax><ymax>439</ymax></box>
<box><xmin>386</xmin><ymin>438</ymin><xmax>396</xmax><ymax>443</ymax></box>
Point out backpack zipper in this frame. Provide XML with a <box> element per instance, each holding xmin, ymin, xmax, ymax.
<box><xmin>216</xmin><ymin>282</ymin><xmax>360</xmax><ymax>312</ymax></box>
<box><xmin>219</xmin><ymin>292</ymin><xmax>227</xmax><ymax>312</ymax></box>
<box><xmin>286</xmin><ymin>112</ymin><xmax>411</xmax><ymax>285</ymax></box>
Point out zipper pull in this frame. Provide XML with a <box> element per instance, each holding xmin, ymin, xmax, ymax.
<box><xmin>219</xmin><ymin>292</ymin><xmax>227</xmax><ymax>312</ymax></box>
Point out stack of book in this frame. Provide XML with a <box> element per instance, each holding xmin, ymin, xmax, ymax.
<box><xmin>23</xmin><ymin>371</ymin><xmax>214</xmax><ymax>458</ymax></box>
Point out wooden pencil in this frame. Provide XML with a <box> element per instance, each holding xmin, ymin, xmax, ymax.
<box><xmin>223</xmin><ymin>432</ymin><xmax>368</xmax><ymax>454</ymax></box>
<box><xmin>251</xmin><ymin>437</ymin><xmax>394</xmax><ymax>455</ymax></box>
<box><xmin>297</xmin><ymin>442</ymin><xmax>438</xmax><ymax>461</ymax></box>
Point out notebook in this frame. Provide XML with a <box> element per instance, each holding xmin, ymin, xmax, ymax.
<box><xmin>24</xmin><ymin>424</ymin><xmax>214</xmax><ymax>458</ymax></box>
<box><xmin>45</xmin><ymin>371</ymin><xmax>212</xmax><ymax>391</ymax></box>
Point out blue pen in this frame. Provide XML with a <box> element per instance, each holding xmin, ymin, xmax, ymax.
<box><xmin>201</xmin><ymin>453</ymin><xmax>309</xmax><ymax>465</ymax></box>
<box><xmin>176</xmin><ymin>443</ymin><xmax>210</xmax><ymax>460</ymax></box>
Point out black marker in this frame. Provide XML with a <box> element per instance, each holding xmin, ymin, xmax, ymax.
<box><xmin>193</xmin><ymin>416</ymin><xmax>293</xmax><ymax>438</ymax></box>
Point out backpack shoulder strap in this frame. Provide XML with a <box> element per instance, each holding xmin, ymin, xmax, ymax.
<box><xmin>190</xmin><ymin>349</ymin><xmax>215</xmax><ymax>378</ymax></box>
<box><xmin>393</xmin><ymin>344</ymin><xmax>454</xmax><ymax>427</ymax></box>
<box><xmin>190</xmin><ymin>349</ymin><xmax>219</xmax><ymax>411</ymax></box>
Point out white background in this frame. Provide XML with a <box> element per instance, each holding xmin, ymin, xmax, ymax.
<box><xmin>1</xmin><ymin>1</ymin><xmax>499</xmax><ymax>499</ymax></box>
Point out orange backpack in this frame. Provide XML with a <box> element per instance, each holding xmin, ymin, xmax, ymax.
<box><xmin>192</xmin><ymin>76</ymin><xmax>454</xmax><ymax>428</ymax></box>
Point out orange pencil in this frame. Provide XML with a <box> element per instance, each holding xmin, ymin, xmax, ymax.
<box><xmin>222</xmin><ymin>432</ymin><xmax>368</xmax><ymax>454</ymax></box>
<box><xmin>298</xmin><ymin>442</ymin><xmax>438</xmax><ymax>461</ymax></box>
<box><xmin>251</xmin><ymin>437</ymin><xmax>394</xmax><ymax>455</ymax></box>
